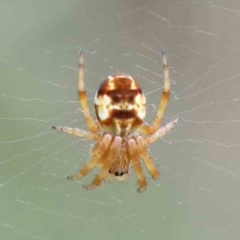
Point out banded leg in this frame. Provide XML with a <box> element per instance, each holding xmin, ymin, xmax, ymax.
<box><xmin>83</xmin><ymin>136</ymin><xmax>122</xmax><ymax>189</ymax></box>
<box><xmin>67</xmin><ymin>134</ymin><xmax>112</xmax><ymax>180</ymax></box>
<box><xmin>147</xmin><ymin>118</ymin><xmax>179</xmax><ymax>144</ymax></box>
<box><xmin>78</xmin><ymin>50</ymin><xmax>99</xmax><ymax>133</ymax></box>
<box><xmin>138</xmin><ymin>51</ymin><xmax>170</xmax><ymax>135</ymax></box>
<box><xmin>136</xmin><ymin>136</ymin><xmax>159</xmax><ymax>179</ymax></box>
<box><xmin>127</xmin><ymin>139</ymin><xmax>147</xmax><ymax>192</ymax></box>
<box><xmin>52</xmin><ymin>126</ymin><xmax>100</xmax><ymax>141</ymax></box>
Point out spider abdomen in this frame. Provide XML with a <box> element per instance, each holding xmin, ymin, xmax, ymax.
<box><xmin>94</xmin><ymin>74</ymin><xmax>146</xmax><ymax>136</ymax></box>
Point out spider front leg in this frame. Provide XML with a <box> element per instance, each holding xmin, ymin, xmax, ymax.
<box><xmin>138</xmin><ymin>51</ymin><xmax>170</xmax><ymax>135</ymax></box>
<box><xmin>78</xmin><ymin>50</ymin><xmax>100</xmax><ymax>133</ymax></box>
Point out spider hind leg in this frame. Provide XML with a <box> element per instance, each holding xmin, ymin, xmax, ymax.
<box><xmin>138</xmin><ymin>51</ymin><xmax>170</xmax><ymax>135</ymax></box>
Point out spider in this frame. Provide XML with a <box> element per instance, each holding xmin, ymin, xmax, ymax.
<box><xmin>53</xmin><ymin>50</ymin><xmax>179</xmax><ymax>192</ymax></box>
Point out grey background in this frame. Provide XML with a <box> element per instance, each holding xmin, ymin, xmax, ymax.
<box><xmin>1</xmin><ymin>0</ymin><xmax>240</xmax><ymax>239</ymax></box>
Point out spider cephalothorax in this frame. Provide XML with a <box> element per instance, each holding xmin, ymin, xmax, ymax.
<box><xmin>53</xmin><ymin>50</ymin><xmax>179</xmax><ymax>192</ymax></box>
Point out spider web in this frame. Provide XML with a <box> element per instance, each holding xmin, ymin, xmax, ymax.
<box><xmin>1</xmin><ymin>0</ymin><xmax>240</xmax><ymax>239</ymax></box>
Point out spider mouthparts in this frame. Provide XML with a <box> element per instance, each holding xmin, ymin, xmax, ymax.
<box><xmin>109</xmin><ymin>169</ymin><xmax>128</xmax><ymax>177</ymax></box>
<box><xmin>114</xmin><ymin>171</ymin><xmax>125</xmax><ymax>177</ymax></box>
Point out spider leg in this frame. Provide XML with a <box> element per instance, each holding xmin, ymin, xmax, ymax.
<box><xmin>67</xmin><ymin>134</ymin><xmax>112</xmax><ymax>180</ymax></box>
<box><xmin>52</xmin><ymin>126</ymin><xmax>100</xmax><ymax>141</ymax></box>
<box><xmin>146</xmin><ymin>118</ymin><xmax>179</xmax><ymax>144</ymax></box>
<box><xmin>83</xmin><ymin>136</ymin><xmax>122</xmax><ymax>190</ymax></box>
<box><xmin>136</xmin><ymin>136</ymin><xmax>159</xmax><ymax>180</ymax></box>
<box><xmin>78</xmin><ymin>50</ymin><xmax>100</xmax><ymax>133</ymax></box>
<box><xmin>127</xmin><ymin>139</ymin><xmax>147</xmax><ymax>192</ymax></box>
<box><xmin>138</xmin><ymin>51</ymin><xmax>170</xmax><ymax>135</ymax></box>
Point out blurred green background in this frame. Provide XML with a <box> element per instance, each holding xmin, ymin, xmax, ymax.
<box><xmin>1</xmin><ymin>0</ymin><xmax>240</xmax><ymax>239</ymax></box>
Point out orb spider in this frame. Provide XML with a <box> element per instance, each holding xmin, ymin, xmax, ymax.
<box><xmin>53</xmin><ymin>50</ymin><xmax>179</xmax><ymax>192</ymax></box>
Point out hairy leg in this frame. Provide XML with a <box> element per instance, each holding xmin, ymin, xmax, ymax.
<box><xmin>136</xmin><ymin>136</ymin><xmax>159</xmax><ymax>179</ymax></box>
<box><xmin>146</xmin><ymin>118</ymin><xmax>179</xmax><ymax>144</ymax></box>
<box><xmin>67</xmin><ymin>134</ymin><xmax>112</xmax><ymax>180</ymax></box>
<box><xmin>52</xmin><ymin>126</ymin><xmax>100</xmax><ymax>141</ymax></box>
<box><xmin>138</xmin><ymin>51</ymin><xmax>170</xmax><ymax>135</ymax></box>
<box><xmin>83</xmin><ymin>136</ymin><xmax>122</xmax><ymax>189</ymax></box>
<box><xmin>127</xmin><ymin>139</ymin><xmax>147</xmax><ymax>192</ymax></box>
<box><xmin>78</xmin><ymin>50</ymin><xmax>99</xmax><ymax>133</ymax></box>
